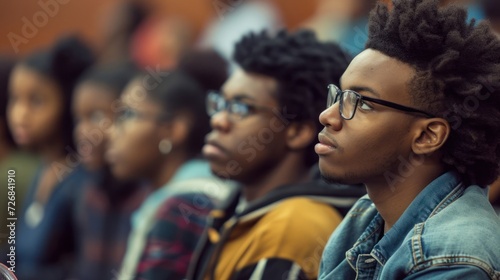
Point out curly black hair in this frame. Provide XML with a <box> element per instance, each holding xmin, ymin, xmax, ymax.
<box><xmin>233</xmin><ymin>29</ymin><xmax>351</xmax><ymax>167</ymax></box>
<box><xmin>366</xmin><ymin>0</ymin><xmax>500</xmax><ymax>186</ymax></box>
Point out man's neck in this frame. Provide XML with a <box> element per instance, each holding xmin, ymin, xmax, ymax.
<box><xmin>366</xmin><ymin>162</ymin><xmax>446</xmax><ymax>233</ymax></box>
<box><xmin>241</xmin><ymin>155</ymin><xmax>309</xmax><ymax>202</ymax></box>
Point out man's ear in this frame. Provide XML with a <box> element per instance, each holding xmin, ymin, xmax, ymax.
<box><xmin>412</xmin><ymin>118</ymin><xmax>450</xmax><ymax>155</ymax></box>
<box><xmin>285</xmin><ymin>121</ymin><xmax>317</xmax><ymax>150</ymax></box>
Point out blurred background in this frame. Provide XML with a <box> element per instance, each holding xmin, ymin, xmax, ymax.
<box><xmin>0</xmin><ymin>0</ymin><xmax>320</xmax><ymax>55</ymax></box>
<box><xmin>0</xmin><ymin>0</ymin><xmax>495</xmax><ymax>61</ymax></box>
<box><xmin>0</xmin><ymin>0</ymin><xmax>386</xmax><ymax>59</ymax></box>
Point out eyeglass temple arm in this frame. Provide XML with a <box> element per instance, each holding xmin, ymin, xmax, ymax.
<box><xmin>362</xmin><ymin>96</ymin><xmax>435</xmax><ymax>118</ymax></box>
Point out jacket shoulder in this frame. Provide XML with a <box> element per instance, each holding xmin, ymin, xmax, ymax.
<box><xmin>412</xmin><ymin>186</ymin><xmax>500</xmax><ymax>273</ymax></box>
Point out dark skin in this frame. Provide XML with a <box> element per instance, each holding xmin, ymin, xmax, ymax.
<box><xmin>106</xmin><ymin>78</ymin><xmax>192</xmax><ymax>190</ymax></box>
<box><xmin>491</xmin><ymin>20</ymin><xmax>500</xmax><ymax>36</ymax></box>
<box><xmin>72</xmin><ymin>82</ymin><xmax>117</xmax><ymax>172</ymax></box>
<box><xmin>318</xmin><ymin>49</ymin><xmax>450</xmax><ymax>233</ymax></box>
<box><xmin>489</xmin><ymin>177</ymin><xmax>500</xmax><ymax>203</ymax></box>
<box><xmin>203</xmin><ymin>69</ymin><xmax>316</xmax><ymax>202</ymax></box>
<box><xmin>8</xmin><ymin>65</ymin><xmax>71</xmax><ymax>204</ymax></box>
<box><xmin>0</xmin><ymin>118</ymin><xmax>13</xmax><ymax>161</ymax></box>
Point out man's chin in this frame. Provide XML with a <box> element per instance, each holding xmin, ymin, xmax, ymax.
<box><xmin>320</xmin><ymin>171</ymin><xmax>363</xmax><ymax>186</ymax></box>
<box><xmin>321</xmin><ymin>173</ymin><xmax>346</xmax><ymax>184</ymax></box>
<box><xmin>210</xmin><ymin>166</ymin><xmax>236</xmax><ymax>181</ymax></box>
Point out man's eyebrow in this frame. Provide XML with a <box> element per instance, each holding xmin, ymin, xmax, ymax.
<box><xmin>347</xmin><ymin>86</ymin><xmax>381</xmax><ymax>98</ymax></box>
<box><xmin>223</xmin><ymin>93</ymin><xmax>256</xmax><ymax>101</ymax></box>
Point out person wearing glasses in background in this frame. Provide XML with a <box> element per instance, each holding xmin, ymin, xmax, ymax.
<box><xmin>186</xmin><ymin>30</ymin><xmax>365</xmax><ymax>280</ymax></box>
<box><xmin>318</xmin><ymin>0</ymin><xmax>500</xmax><ymax>279</ymax></box>
<box><xmin>108</xmin><ymin>69</ymin><xmax>230</xmax><ymax>280</ymax></box>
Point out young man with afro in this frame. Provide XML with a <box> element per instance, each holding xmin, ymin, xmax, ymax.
<box><xmin>317</xmin><ymin>0</ymin><xmax>500</xmax><ymax>279</ymax></box>
<box><xmin>186</xmin><ymin>30</ymin><xmax>365</xmax><ymax>280</ymax></box>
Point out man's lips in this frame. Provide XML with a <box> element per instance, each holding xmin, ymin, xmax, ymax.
<box><xmin>315</xmin><ymin>133</ymin><xmax>338</xmax><ymax>155</ymax></box>
<box><xmin>203</xmin><ymin>137</ymin><xmax>229</xmax><ymax>159</ymax></box>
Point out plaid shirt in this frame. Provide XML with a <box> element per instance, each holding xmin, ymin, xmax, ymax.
<box><xmin>73</xmin><ymin>174</ymin><xmax>149</xmax><ymax>280</ymax></box>
<box><xmin>135</xmin><ymin>193</ymin><xmax>215</xmax><ymax>280</ymax></box>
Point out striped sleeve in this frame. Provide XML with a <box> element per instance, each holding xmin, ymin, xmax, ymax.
<box><xmin>231</xmin><ymin>258</ymin><xmax>309</xmax><ymax>280</ymax></box>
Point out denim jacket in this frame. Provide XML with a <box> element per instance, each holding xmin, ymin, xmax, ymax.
<box><xmin>319</xmin><ymin>172</ymin><xmax>500</xmax><ymax>280</ymax></box>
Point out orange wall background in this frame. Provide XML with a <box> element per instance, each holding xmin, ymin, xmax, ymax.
<box><xmin>0</xmin><ymin>0</ymin><xmax>320</xmax><ymax>57</ymax></box>
<box><xmin>0</xmin><ymin>0</ymin><xmax>119</xmax><ymax>55</ymax></box>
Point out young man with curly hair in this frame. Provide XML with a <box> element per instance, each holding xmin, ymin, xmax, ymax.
<box><xmin>317</xmin><ymin>0</ymin><xmax>500</xmax><ymax>279</ymax></box>
<box><xmin>186</xmin><ymin>30</ymin><xmax>365</xmax><ymax>280</ymax></box>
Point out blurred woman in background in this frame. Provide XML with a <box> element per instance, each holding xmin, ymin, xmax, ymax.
<box><xmin>5</xmin><ymin>36</ymin><xmax>93</xmax><ymax>279</ymax></box>
<box><xmin>107</xmin><ymin>68</ymin><xmax>230</xmax><ymax>280</ymax></box>
<box><xmin>0</xmin><ymin>56</ymin><xmax>39</xmax><ymax>251</ymax></box>
<box><xmin>71</xmin><ymin>62</ymin><xmax>149</xmax><ymax>280</ymax></box>
<box><xmin>133</xmin><ymin>49</ymin><xmax>232</xmax><ymax>280</ymax></box>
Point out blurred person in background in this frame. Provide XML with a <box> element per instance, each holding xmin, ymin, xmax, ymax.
<box><xmin>186</xmin><ymin>30</ymin><xmax>363</xmax><ymax>280</ymax></box>
<box><xmin>303</xmin><ymin>0</ymin><xmax>483</xmax><ymax>58</ymax></box>
<box><xmin>198</xmin><ymin>0</ymin><xmax>283</xmax><ymax>72</ymax></box>
<box><xmin>0</xmin><ymin>56</ymin><xmax>39</xmax><ymax>253</ymax></box>
<box><xmin>4</xmin><ymin>36</ymin><xmax>94</xmax><ymax>279</ymax></box>
<box><xmin>71</xmin><ymin>63</ymin><xmax>150</xmax><ymax>280</ymax></box>
<box><xmin>133</xmin><ymin>49</ymin><xmax>230</xmax><ymax>280</ymax></box>
<box><xmin>130</xmin><ymin>16</ymin><xmax>193</xmax><ymax>70</ymax></box>
<box><xmin>98</xmin><ymin>0</ymin><xmax>194</xmax><ymax>70</ymax></box>
<box><xmin>107</xmin><ymin>70</ymin><xmax>230</xmax><ymax>280</ymax></box>
<box><xmin>440</xmin><ymin>0</ymin><xmax>485</xmax><ymax>21</ymax></box>
<box><xmin>97</xmin><ymin>1</ymin><xmax>148</xmax><ymax>65</ymax></box>
<box><xmin>483</xmin><ymin>0</ymin><xmax>500</xmax><ymax>34</ymax></box>
<box><xmin>302</xmin><ymin>0</ymin><xmax>377</xmax><ymax>57</ymax></box>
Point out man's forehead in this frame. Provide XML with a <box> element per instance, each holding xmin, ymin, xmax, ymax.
<box><xmin>340</xmin><ymin>49</ymin><xmax>416</xmax><ymax>91</ymax></box>
<box><xmin>222</xmin><ymin>69</ymin><xmax>278</xmax><ymax>101</ymax></box>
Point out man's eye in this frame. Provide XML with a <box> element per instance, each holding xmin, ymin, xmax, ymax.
<box><xmin>118</xmin><ymin>108</ymin><xmax>134</xmax><ymax>121</ymax></box>
<box><xmin>230</xmin><ymin>103</ymin><xmax>249</xmax><ymax>116</ymax></box>
<box><xmin>359</xmin><ymin>100</ymin><xmax>374</xmax><ymax>110</ymax></box>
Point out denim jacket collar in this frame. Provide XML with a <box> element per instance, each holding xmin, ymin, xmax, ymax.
<box><xmin>346</xmin><ymin>171</ymin><xmax>463</xmax><ymax>268</ymax></box>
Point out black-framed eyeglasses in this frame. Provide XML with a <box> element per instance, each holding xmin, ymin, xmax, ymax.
<box><xmin>327</xmin><ymin>84</ymin><xmax>435</xmax><ymax>120</ymax></box>
<box><xmin>206</xmin><ymin>91</ymin><xmax>274</xmax><ymax>121</ymax></box>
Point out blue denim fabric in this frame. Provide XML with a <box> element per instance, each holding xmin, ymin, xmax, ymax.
<box><xmin>319</xmin><ymin>172</ymin><xmax>500</xmax><ymax>280</ymax></box>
